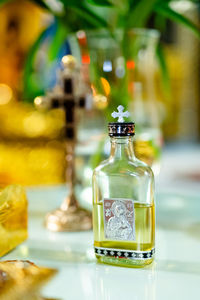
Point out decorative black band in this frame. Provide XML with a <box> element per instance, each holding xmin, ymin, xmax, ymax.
<box><xmin>108</xmin><ymin>122</ymin><xmax>135</xmax><ymax>137</ymax></box>
<box><xmin>94</xmin><ymin>247</ymin><xmax>155</xmax><ymax>260</ymax></box>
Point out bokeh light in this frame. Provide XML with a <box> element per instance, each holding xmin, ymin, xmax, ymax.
<box><xmin>0</xmin><ymin>84</ymin><xmax>13</xmax><ymax>105</ymax></box>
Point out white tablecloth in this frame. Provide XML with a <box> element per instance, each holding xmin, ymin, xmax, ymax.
<box><xmin>4</xmin><ymin>144</ymin><xmax>200</xmax><ymax>300</ymax></box>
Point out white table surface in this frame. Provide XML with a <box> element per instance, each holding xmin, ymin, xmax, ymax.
<box><xmin>4</xmin><ymin>144</ymin><xmax>200</xmax><ymax>300</ymax></box>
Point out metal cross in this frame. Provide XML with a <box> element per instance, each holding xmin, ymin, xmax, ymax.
<box><xmin>46</xmin><ymin>56</ymin><xmax>88</xmax><ymax>140</ymax></box>
<box><xmin>111</xmin><ymin>105</ymin><xmax>130</xmax><ymax>123</ymax></box>
<box><xmin>35</xmin><ymin>55</ymin><xmax>92</xmax><ymax>232</ymax></box>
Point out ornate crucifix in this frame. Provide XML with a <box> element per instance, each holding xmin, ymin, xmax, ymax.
<box><xmin>35</xmin><ymin>55</ymin><xmax>92</xmax><ymax>232</ymax></box>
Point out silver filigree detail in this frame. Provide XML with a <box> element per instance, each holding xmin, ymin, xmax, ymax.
<box><xmin>105</xmin><ymin>209</ymin><xmax>111</xmax><ymax>217</ymax></box>
<box><xmin>105</xmin><ymin>200</ymin><xmax>134</xmax><ymax>241</ymax></box>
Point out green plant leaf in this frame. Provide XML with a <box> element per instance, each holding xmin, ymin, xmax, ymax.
<box><xmin>0</xmin><ymin>0</ymin><xmax>12</xmax><ymax>6</ymax></box>
<box><xmin>126</xmin><ymin>0</ymin><xmax>158</xmax><ymax>28</ymax></box>
<box><xmin>129</xmin><ymin>0</ymin><xmax>141</xmax><ymax>10</ymax></box>
<box><xmin>47</xmin><ymin>19</ymin><xmax>68</xmax><ymax>60</ymax></box>
<box><xmin>23</xmin><ymin>27</ymin><xmax>48</xmax><ymax>101</ymax></box>
<box><xmin>154</xmin><ymin>3</ymin><xmax>200</xmax><ymax>39</ymax></box>
<box><xmin>86</xmin><ymin>0</ymin><xmax>112</xmax><ymax>6</ymax></box>
<box><xmin>29</xmin><ymin>0</ymin><xmax>50</xmax><ymax>10</ymax></box>
<box><xmin>70</xmin><ymin>4</ymin><xmax>108</xmax><ymax>28</ymax></box>
<box><xmin>156</xmin><ymin>43</ymin><xmax>171</xmax><ymax>98</ymax></box>
<box><xmin>57</xmin><ymin>0</ymin><xmax>109</xmax><ymax>28</ymax></box>
<box><xmin>23</xmin><ymin>19</ymin><xmax>69</xmax><ymax>102</ymax></box>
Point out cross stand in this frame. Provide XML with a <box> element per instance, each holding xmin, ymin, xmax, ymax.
<box><xmin>36</xmin><ymin>55</ymin><xmax>92</xmax><ymax>232</ymax></box>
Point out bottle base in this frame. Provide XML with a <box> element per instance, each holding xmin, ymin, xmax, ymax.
<box><xmin>94</xmin><ymin>246</ymin><xmax>155</xmax><ymax>268</ymax></box>
<box><xmin>96</xmin><ymin>254</ymin><xmax>154</xmax><ymax>268</ymax></box>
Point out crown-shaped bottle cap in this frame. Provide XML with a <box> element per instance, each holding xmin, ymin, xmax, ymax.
<box><xmin>108</xmin><ymin>105</ymin><xmax>135</xmax><ymax>136</ymax></box>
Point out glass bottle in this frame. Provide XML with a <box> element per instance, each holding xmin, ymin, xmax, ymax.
<box><xmin>92</xmin><ymin>106</ymin><xmax>155</xmax><ymax>267</ymax></box>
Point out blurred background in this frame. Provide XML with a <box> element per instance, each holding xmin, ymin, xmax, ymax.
<box><xmin>0</xmin><ymin>3</ymin><xmax>199</xmax><ymax>298</ymax></box>
<box><xmin>0</xmin><ymin>0</ymin><xmax>199</xmax><ymax>190</ymax></box>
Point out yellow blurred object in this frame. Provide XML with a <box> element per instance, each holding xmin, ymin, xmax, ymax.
<box><xmin>62</xmin><ymin>54</ymin><xmax>77</xmax><ymax>69</ymax></box>
<box><xmin>0</xmin><ymin>260</ymin><xmax>57</xmax><ymax>300</ymax></box>
<box><xmin>0</xmin><ymin>101</ymin><xmax>65</xmax><ymax>139</ymax></box>
<box><xmin>0</xmin><ymin>102</ymin><xmax>66</xmax><ymax>186</ymax></box>
<box><xmin>34</xmin><ymin>96</ymin><xmax>43</xmax><ymax>106</ymax></box>
<box><xmin>0</xmin><ymin>185</ymin><xmax>28</xmax><ymax>257</ymax></box>
<box><xmin>93</xmin><ymin>94</ymin><xmax>108</xmax><ymax>110</ymax></box>
<box><xmin>135</xmin><ymin>140</ymin><xmax>157</xmax><ymax>167</ymax></box>
<box><xmin>0</xmin><ymin>1</ymin><xmax>60</xmax><ymax>186</ymax></box>
<box><xmin>100</xmin><ymin>77</ymin><xmax>111</xmax><ymax>96</ymax></box>
<box><xmin>157</xmin><ymin>2</ymin><xmax>200</xmax><ymax>141</ymax></box>
<box><xmin>0</xmin><ymin>84</ymin><xmax>13</xmax><ymax>105</ymax></box>
<box><xmin>0</xmin><ymin>0</ymin><xmax>51</xmax><ymax>93</ymax></box>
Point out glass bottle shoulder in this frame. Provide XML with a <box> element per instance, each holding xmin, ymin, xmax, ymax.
<box><xmin>93</xmin><ymin>156</ymin><xmax>154</xmax><ymax>181</ymax></box>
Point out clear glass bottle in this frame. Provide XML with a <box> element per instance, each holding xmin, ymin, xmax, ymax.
<box><xmin>92</xmin><ymin>106</ymin><xmax>155</xmax><ymax>267</ymax></box>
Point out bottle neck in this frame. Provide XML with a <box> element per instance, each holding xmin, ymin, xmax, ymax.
<box><xmin>109</xmin><ymin>136</ymin><xmax>136</xmax><ymax>161</ymax></box>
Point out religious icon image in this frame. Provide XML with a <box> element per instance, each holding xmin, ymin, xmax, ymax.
<box><xmin>104</xmin><ymin>199</ymin><xmax>135</xmax><ymax>241</ymax></box>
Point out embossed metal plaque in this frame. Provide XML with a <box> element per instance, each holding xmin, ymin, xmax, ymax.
<box><xmin>103</xmin><ymin>198</ymin><xmax>135</xmax><ymax>241</ymax></box>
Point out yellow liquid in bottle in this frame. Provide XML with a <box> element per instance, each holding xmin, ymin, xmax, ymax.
<box><xmin>93</xmin><ymin>201</ymin><xmax>155</xmax><ymax>267</ymax></box>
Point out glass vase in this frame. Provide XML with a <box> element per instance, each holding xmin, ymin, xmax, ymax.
<box><xmin>69</xmin><ymin>29</ymin><xmax>162</xmax><ymax>207</ymax></box>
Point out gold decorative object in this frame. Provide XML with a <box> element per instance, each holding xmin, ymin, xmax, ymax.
<box><xmin>0</xmin><ymin>185</ymin><xmax>28</xmax><ymax>257</ymax></box>
<box><xmin>0</xmin><ymin>0</ymin><xmax>49</xmax><ymax>90</ymax></box>
<box><xmin>0</xmin><ymin>260</ymin><xmax>57</xmax><ymax>300</ymax></box>
<box><xmin>0</xmin><ymin>101</ymin><xmax>66</xmax><ymax>186</ymax></box>
<box><xmin>61</xmin><ymin>54</ymin><xmax>77</xmax><ymax>70</ymax></box>
<box><xmin>35</xmin><ymin>55</ymin><xmax>92</xmax><ymax>232</ymax></box>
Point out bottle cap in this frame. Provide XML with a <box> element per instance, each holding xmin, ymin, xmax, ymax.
<box><xmin>108</xmin><ymin>122</ymin><xmax>135</xmax><ymax>136</ymax></box>
<box><xmin>108</xmin><ymin>105</ymin><xmax>135</xmax><ymax>136</ymax></box>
